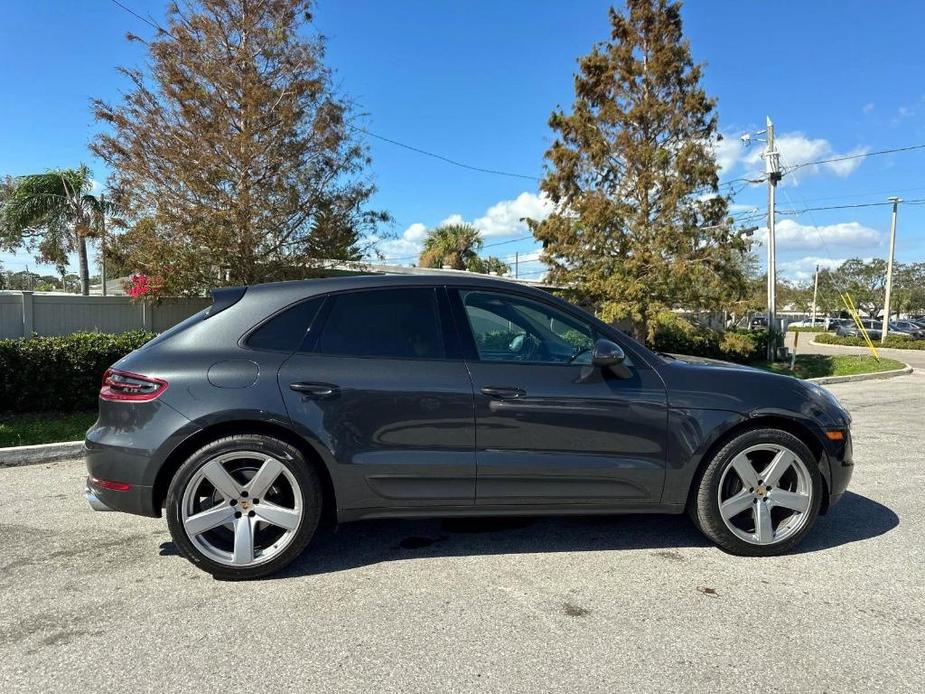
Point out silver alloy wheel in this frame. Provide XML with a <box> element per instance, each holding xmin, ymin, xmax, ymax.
<box><xmin>180</xmin><ymin>451</ymin><xmax>303</xmax><ymax>567</ymax></box>
<box><xmin>717</xmin><ymin>443</ymin><xmax>813</xmax><ymax>545</ymax></box>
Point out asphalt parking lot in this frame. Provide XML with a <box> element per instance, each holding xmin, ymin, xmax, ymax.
<box><xmin>2</xmin><ymin>374</ymin><xmax>923</xmax><ymax>693</ymax></box>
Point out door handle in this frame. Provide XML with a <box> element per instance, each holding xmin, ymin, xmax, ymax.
<box><xmin>481</xmin><ymin>386</ymin><xmax>526</xmax><ymax>399</ymax></box>
<box><xmin>290</xmin><ymin>382</ymin><xmax>339</xmax><ymax>398</ymax></box>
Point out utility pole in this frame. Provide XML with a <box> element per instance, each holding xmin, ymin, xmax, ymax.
<box><xmin>514</xmin><ymin>252</ymin><xmax>519</xmax><ymax>279</ymax></box>
<box><xmin>764</xmin><ymin>116</ymin><xmax>782</xmax><ymax>359</ymax></box>
<box><xmin>811</xmin><ymin>264</ymin><xmax>820</xmax><ymax>327</ymax></box>
<box><xmin>100</xmin><ymin>193</ymin><xmax>107</xmax><ymax>297</ymax></box>
<box><xmin>882</xmin><ymin>197</ymin><xmax>901</xmax><ymax>342</ymax></box>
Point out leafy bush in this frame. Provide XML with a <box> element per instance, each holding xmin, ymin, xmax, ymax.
<box><xmin>814</xmin><ymin>332</ymin><xmax>925</xmax><ymax>350</ymax></box>
<box><xmin>477</xmin><ymin>330</ymin><xmax>520</xmax><ymax>351</ymax></box>
<box><xmin>561</xmin><ymin>328</ymin><xmax>593</xmax><ymax>350</ymax></box>
<box><xmin>0</xmin><ymin>331</ymin><xmax>156</xmax><ymax>414</ymax></box>
<box><xmin>787</xmin><ymin>326</ymin><xmax>826</xmax><ymax>333</ymax></box>
<box><xmin>651</xmin><ymin>313</ymin><xmax>767</xmax><ymax>363</ymax></box>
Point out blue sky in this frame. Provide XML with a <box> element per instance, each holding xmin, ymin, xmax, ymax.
<box><xmin>2</xmin><ymin>0</ymin><xmax>925</xmax><ymax>283</ymax></box>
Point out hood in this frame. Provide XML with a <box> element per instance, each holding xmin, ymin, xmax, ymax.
<box><xmin>661</xmin><ymin>353</ymin><xmax>761</xmax><ymax>372</ymax></box>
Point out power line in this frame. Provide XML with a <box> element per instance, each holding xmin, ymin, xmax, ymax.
<box><xmin>109</xmin><ymin>0</ymin><xmax>167</xmax><ymax>34</ymax></box>
<box><xmin>773</xmin><ymin>183</ymin><xmax>925</xmax><ymax>206</ymax></box>
<box><xmin>348</xmin><ymin>126</ymin><xmax>541</xmax><ymax>182</ymax></box>
<box><xmin>785</xmin><ymin>143</ymin><xmax>925</xmax><ymax>173</ymax></box>
<box><xmin>484</xmin><ymin>234</ymin><xmax>535</xmax><ymax>248</ymax></box>
<box><xmin>777</xmin><ymin>198</ymin><xmax>925</xmax><ymax>215</ymax></box>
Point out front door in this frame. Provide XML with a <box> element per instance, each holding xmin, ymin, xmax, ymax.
<box><xmin>278</xmin><ymin>287</ymin><xmax>476</xmax><ymax>512</ymax></box>
<box><xmin>450</xmin><ymin>288</ymin><xmax>668</xmax><ymax>506</ymax></box>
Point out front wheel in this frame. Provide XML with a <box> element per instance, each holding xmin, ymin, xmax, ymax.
<box><xmin>166</xmin><ymin>434</ymin><xmax>322</xmax><ymax>580</ymax></box>
<box><xmin>690</xmin><ymin>428</ymin><xmax>822</xmax><ymax>556</ymax></box>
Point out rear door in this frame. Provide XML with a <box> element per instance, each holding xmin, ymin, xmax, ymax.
<box><xmin>449</xmin><ymin>287</ymin><xmax>668</xmax><ymax>506</ymax></box>
<box><xmin>277</xmin><ymin>287</ymin><xmax>476</xmax><ymax>512</ymax></box>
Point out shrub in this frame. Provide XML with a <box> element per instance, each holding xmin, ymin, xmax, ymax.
<box><xmin>651</xmin><ymin>313</ymin><xmax>767</xmax><ymax>363</ymax></box>
<box><xmin>478</xmin><ymin>330</ymin><xmax>520</xmax><ymax>351</ymax></box>
<box><xmin>814</xmin><ymin>332</ymin><xmax>925</xmax><ymax>350</ymax></box>
<box><xmin>0</xmin><ymin>331</ymin><xmax>156</xmax><ymax>414</ymax></box>
<box><xmin>787</xmin><ymin>326</ymin><xmax>826</xmax><ymax>333</ymax></box>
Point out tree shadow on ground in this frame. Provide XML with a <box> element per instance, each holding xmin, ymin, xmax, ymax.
<box><xmin>156</xmin><ymin>490</ymin><xmax>897</xmax><ymax>579</ymax></box>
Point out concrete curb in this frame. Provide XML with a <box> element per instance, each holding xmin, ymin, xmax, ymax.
<box><xmin>0</xmin><ymin>441</ymin><xmax>84</xmax><ymax>468</ymax></box>
<box><xmin>807</xmin><ymin>364</ymin><xmax>914</xmax><ymax>385</ymax></box>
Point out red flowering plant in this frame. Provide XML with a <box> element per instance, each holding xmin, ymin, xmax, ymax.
<box><xmin>125</xmin><ymin>272</ymin><xmax>165</xmax><ymax>301</ymax></box>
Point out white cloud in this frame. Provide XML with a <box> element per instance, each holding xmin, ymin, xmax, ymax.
<box><xmin>376</xmin><ymin>192</ymin><xmax>552</xmax><ymax>263</ymax></box>
<box><xmin>437</xmin><ymin>192</ymin><xmax>554</xmax><ymax>238</ymax></box>
<box><xmin>471</xmin><ymin>192</ymin><xmax>554</xmax><ymax>237</ymax></box>
<box><xmin>402</xmin><ymin>222</ymin><xmax>427</xmax><ymax>242</ymax></box>
<box><xmin>712</xmin><ymin>134</ymin><xmax>746</xmax><ymax>172</ymax></box>
<box><xmin>778</xmin><ymin>256</ymin><xmax>849</xmax><ymax>282</ymax></box>
<box><xmin>754</xmin><ymin>219</ymin><xmax>881</xmax><ymax>251</ymax></box>
<box><xmin>862</xmin><ymin>102</ymin><xmax>875</xmax><ymax>114</ymax></box>
<box><xmin>439</xmin><ymin>214</ymin><xmax>465</xmax><ymax>227</ymax></box>
<box><xmin>376</xmin><ymin>222</ymin><xmax>429</xmax><ymax>262</ymax></box>
<box><xmin>741</xmin><ymin>133</ymin><xmax>869</xmax><ymax>179</ymax></box>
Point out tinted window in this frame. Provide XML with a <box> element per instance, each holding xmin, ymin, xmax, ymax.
<box><xmin>315</xmin><ymin>288</ymin><xmax>446</xmax><ymax>359</ymax></box>
<box><xmin>460</xmin><ymin>290</ymin><xmax>596</xmax><ymax>364</ymax></box>
<box><xmin>247</xmin><ymin>297</ymin><xmax>324</xmax><ymax>352</ymax></box>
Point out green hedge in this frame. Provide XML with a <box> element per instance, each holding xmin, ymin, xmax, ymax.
<box><xmin>787</xmin><ymin>326</ymin><xmax>826</xmax><ymax>333</ymax></box>
<box><xmin>813</xmin><ymin>332</ymin><xmax>925</xmax><ymax>350</ymax></box>
<box><xmin>651</xmin><ymin>313</ymin><xmax>769</xmax><ymax>363</ymax></box>
<box><xmin>0</xmin><ymin>331</ymin><xmax>156</xmax><ymax>414</ymax></box>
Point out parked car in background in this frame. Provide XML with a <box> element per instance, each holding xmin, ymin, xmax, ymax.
<box><xmin>888</xmin><ymin>320</ymin><xmax>925</xmax><ymax>339</ymax></box>
<box><xmin>84</xmin><ymin>275</ymin><xmax>853</xmax><ymax>579</ymax></box>
<box><xmin>749</xmin><ymin>316</ymin><xmax>768</xmax><ymax>332</ymax></box>
<box><xmin>827</xmin><ymin>318</ymin><xmax>853</xmax><ymax>331</ymax></box>
<box><xmin>836</xmin><ymin>319</ymin><xmax>883</xmax><ymax>340</ymax></box>
<box><xmin>787</xmin><ymin>318</ymin><xmax>822</xmax><ymax>328</ymax></box>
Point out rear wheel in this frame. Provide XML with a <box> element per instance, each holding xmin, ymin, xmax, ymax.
<box><xmin>166</xmin><ymin>434</ymin><xmax>321</xmax><ymax>580</ymax></box>
<box><xmin>691</xmin><ymin>428</ymin><xmax>822</xmax><ymax>556</ymax></box>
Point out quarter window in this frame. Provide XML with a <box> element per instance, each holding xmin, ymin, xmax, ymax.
<box><xmin>315</xmin><ymin>288</ymin><xmax>446</xmax><ymax>359</ymax></box>
<box><xmin>247</xmin><ymin>297</ymin><xmax>324</xmax><ymax>352</ymax></box>
<box><xmin>460</xmin><ymin>290</ymin><xmax>596</xmax><ymax>364</ymax></box>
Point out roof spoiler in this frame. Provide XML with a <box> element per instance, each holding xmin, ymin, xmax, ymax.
<box><xmin>206</xmin><ymin>286</ymin><xmax>247</xmax><ymax>317</ymax></box>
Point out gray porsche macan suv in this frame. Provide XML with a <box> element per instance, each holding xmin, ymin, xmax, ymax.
<box><xmin>85</xmin><ymin>274</ymin><xmax>853</xmax><ymax>579</ymax></box>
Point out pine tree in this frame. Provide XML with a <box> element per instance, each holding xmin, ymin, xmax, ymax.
<box><xmin>91</xmin><ymin>0</ymin><xmax>387</xmax><ymax>294</ymax></box>
<box><xmin>530</xmin><ymin>0</ymin><xmax>748</xmax><ymax>340</ymax></box>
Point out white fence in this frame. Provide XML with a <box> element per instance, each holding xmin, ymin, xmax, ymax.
<box><xmin>0</xmin><ymin>291</ymin><xmax>211</xmax><ymax>339</ymax></box>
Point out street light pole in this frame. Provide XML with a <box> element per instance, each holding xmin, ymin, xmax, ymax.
<box><xmin>881</xmin><ymin>197</ymin><xmax>901</xmax><ymax>343</ymax></box>
<box><xmin>100</xmin><ymin>193</ymin><xmax>107</xmax><ymax>297</ymax></box>
<box><xmin>811</xmin><ymin>264</ymin><xmax>819</xmax><ymax>327</ymax></box>
<box><xmin>765</xmin><ymin>117</ymin><xmax>781</xmax><ymax>359</ymax></box>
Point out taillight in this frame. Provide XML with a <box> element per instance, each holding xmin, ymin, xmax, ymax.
<box><xmin>100</xmin><ymin>368</ymin><xmax>168</xmax><ymax>402</ymax></box>
<box><xmin>90</xmin><ymin>476</ymin><xmax>132</xmax><ymax>492</ymax></box>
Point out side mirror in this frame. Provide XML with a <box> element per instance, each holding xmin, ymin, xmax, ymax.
<box><xmin>592</xmin><ymin>338</ymin><xmax>625</xmax><ymax>367</ymax></box>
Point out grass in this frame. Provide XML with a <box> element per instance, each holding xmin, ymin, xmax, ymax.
<box><xmin>0</xmin><ymin>411</ymin><xmax>96</xmax><ymax>448</ymax></box>
<box><xmin>756</xmin><ymin>354</ymin><xmax>906</xmax><ymax>380</ymax></box>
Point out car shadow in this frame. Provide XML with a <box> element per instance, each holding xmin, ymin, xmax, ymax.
<box><xmin>156</xmin><ymin>491</ymin><xmax>898</xmax><ymax>579</ymax></box>
<box><xmin>791</xmin><ymin>490</ymin><xmax>900</xmax><ymax>554</ymax></box>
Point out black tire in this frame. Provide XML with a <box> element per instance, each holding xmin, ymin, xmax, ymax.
<box><xmin>689</xmin><ymin>428</ymin><xmax>823</xmax><ymax>556</ymax></box>
<box><xmin>166</xmin><ymin>434</ymin><xmax>322</xmax><ymax>580</ymax></box>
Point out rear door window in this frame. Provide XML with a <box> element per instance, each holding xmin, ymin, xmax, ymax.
<box><xmin>313</xmin><ymin>288</ymin><xmax>446</xmax><ymax>359</ymax></box>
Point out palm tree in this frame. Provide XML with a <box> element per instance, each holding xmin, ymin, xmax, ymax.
<box><xmin>419</xmin><ymin>223</ymin><xmax>484</xmax><ymax>270</ymax></box>
<box><xmin>0</xmin><ymin>165</ymin><xmax>110</xmax><ymax>295</ymax></box>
